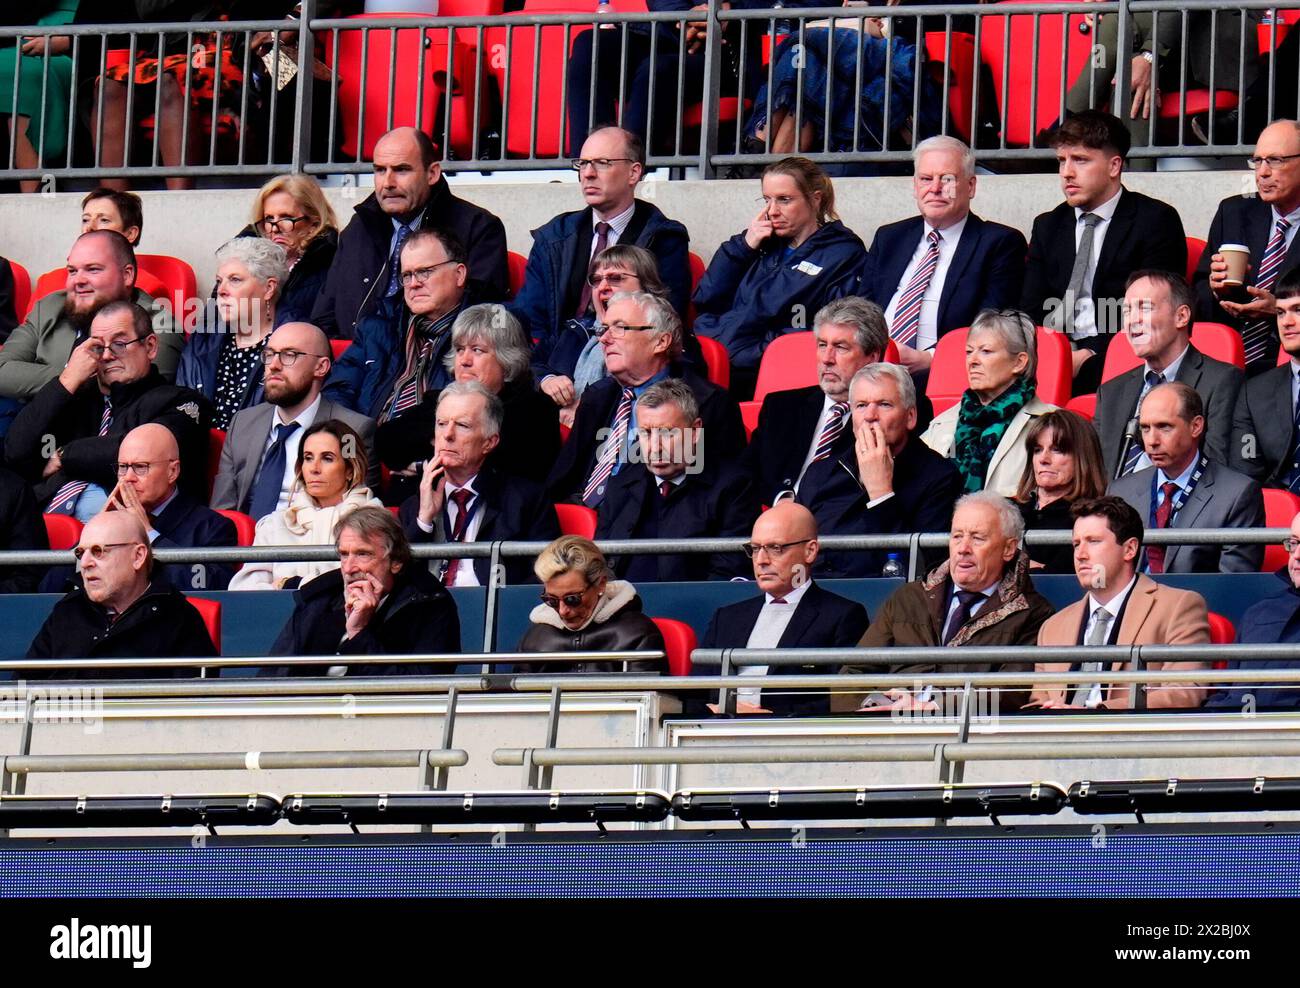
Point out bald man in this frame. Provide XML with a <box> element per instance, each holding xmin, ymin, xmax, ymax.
<box><xmin>311</xmin><ymin>126</ymin><xmax>508</xmax><ymax>338</ymax></box>
<box><xmin>212</xmin><ymin>321</ymin><xmax>378</xmax><ymax>519</ymax></box>
<box><xmin>689</xmin><ymin>502</ymin><xmax>869</xmax><ymax>716</ymax></box>
<box><xmin>26</xmin><ymin>511</ymin><xmax>216</xmax><ymax>676</ymax></box>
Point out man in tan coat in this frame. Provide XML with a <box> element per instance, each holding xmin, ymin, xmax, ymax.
<box><xmin>1028</xmin><ymin>495</ymin><xmax>1210</xmax><ymax>709</ymax></box>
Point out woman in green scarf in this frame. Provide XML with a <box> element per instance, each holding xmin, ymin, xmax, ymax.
<box><xmin>921</xmin><ymin>309</ymin><xmax>1059</xmax><ymax>497</ymax></box>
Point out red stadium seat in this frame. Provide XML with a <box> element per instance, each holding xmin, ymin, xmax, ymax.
<box><xmin>484</xmin><ymin>12</ymin><xmax>586</xmax><ymax>159</ymax></box>
<box><xmin>923</xmin><ymin>31</ymin><xmax>977</xmax><ymax>144</ymax></box>
<box><xmin>1259</xmin><ymin>9</ymin><xmax>1300</xmax><ymax>50</ymax></box>
<box><xmin>697</xmin><ymin>335</ymin><xmax>730</xmax><ymax>390</ymax></box>
<box><xmin>651</xmin><ymin>616</ymin><xmax>696</xmax><ymax>677</ymax></box>
<box><xmin>438</xmin><ymin>0</ymin><xmax>506</xmax><ymax>13</ymax></box>
<box><xmin>740</xmin><ymin>399</ymin><xmax>761</xmax><ymax>440</ymax></box>
<box><xmin>1185</xmin><ymin>236</ymin><xmax>1207</xmax><ymax>283</ymax></box>
<box><xmin>187</xmin><ymin>596</ymin><xmax>222</xmax><ymax>654</ymax></box>
<box><xmin>136</xmin><ymin>253</ymin><xmax>198</xmax><ymax>320</ymax></box>
<box><xmin>29</xmin><ymin>267</ymin><xmax>64</xmax><ymax>311</ymax></box>
<box><xmin>978</xmin><ymin>0</ymin><xmax>1094</xmax><ymax>147</ymax></box>
<box><xmin>330</xmin><ymin>339</ymin><xmax>350</xmax><ymax>361</ymax></box>
<box><xmin>42</xmin><ymin>514</ymin><xmax>82</xmax><ymax>551</ymax></box>
<box><xmin>207</xmin><ymin>428</ymin><xmax>226</xmax><ymax>501</ymax></box>
<box><xmin>555</xmin><ymin>502</ymin><xmax>597</xmax><ymax>538</ymax></box>
<box><xmin>8</xmin><ymin>259</ymin><xmax>30</xmax><ymax>323</ymax></box>
<box><xmin>927</xmin><ymin>326</ymin><xmax>1072</xmax><ymax>416</ymax></box>
<box><xmin>753</xmin><ymin>332</ymin><xmax>818</xmax><ymax>404</ymax></box>
<box><xmin>1157</xmin><ymin>88</ymin><xmax>1238</xmax><ymax>129</ymax></box>
<box><xmin>1064</xmin><ymin>393</ymin><xmax>1096</xmax><ymax>421</ymax></box>
<box><xmin>213</xmin><ymin>508</ymin><xmax>256</xmax><ymax>548</ymax></box>
<box><xmin>1263</xmin><ymin>488</ymin><xmax>1300</xmax><ymax>573</ymax></box>
<box><xmin>1101</xmin><ymin>321</ymin><xmax>1246</xmax><ymax>384</ymax></box>
<box><xmin>507</xmin><ymin>250</ymin><xmax>528</xmax><ymax>299</ymax></box>
<box><xmin>687</xmin><ymin>250</ymin><xmax>706</xmax><ymax>328</ymax></box>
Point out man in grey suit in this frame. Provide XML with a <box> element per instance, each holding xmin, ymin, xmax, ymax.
<box><xmin>211</xmin><ymin>322</ymin><xmax>378</xmax><ymax>520</ymax></box>
<box><xmin>1230</xmin><ymin>266</ymin><xmax>1300</xmax><ymax>488</ymax></box>
<box><xmin>1097</xmin><ymin>270</ymin><xmax>1243</xmax><ymax>480</ymax></box>
<box><xmin>1110</xmin><ymin>381</ymin><xmax>1264</xmax><ymax>573</ymax></box>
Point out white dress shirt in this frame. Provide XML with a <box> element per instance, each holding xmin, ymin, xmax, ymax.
<box><xmin>884</xmin><ymin>215</ymin><xmax>968</xmax><ymax>351</ymax></box>
<box><xmin>264</xmin><ymin>393</ymin><xmax>322</xmax><ymax>514</ymax></box>
<box><xmin>792</xmin><ymin>393</ymin><xmax>844</xmax><ymax>494</ymax></box>
<box><xmin>1071</xmin><ymin>186</ymin><xmax>1124</xmax><ymax>339</ymax></box>
<box><xmin>1272</xmin><ymin>202</ymin><xmax>1300</xmax><ymax>254</ymax></box>
<box><xmin>590</xmin><ymin>201</ymin><xmax>636</xmax><ymax>260</ymax></box>
<box><xmin>736</xmin><ymin>577</ymin><xmax>812</xmax><ymax>706</ymax></box>
<box><xmin>916</xmin><ymin>578</ymin><xmax>999</xmax><ymax>703</ymax></box>
<box><xmin>1077</xmin><ymin>573</ymin><xmax>1139</xmax><ymax>707</ymax></box>
<box><xmin>1129</xmin><ymin>343</ymin><xmax>1190</xmax><ymax>472</ymax></box>
<box><xmin>415</xmin><ymin>473</ymin><xmax>485</xmax><ymax>587</ymax></box>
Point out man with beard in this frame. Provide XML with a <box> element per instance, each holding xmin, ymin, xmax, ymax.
<box><xmin>212</xmin><ymin>321</ymin><xmax>378</xmax><ymax>522</ymax></box>
<box><xmin>0</xmin><ymin>231</ymin><xmax>180</xmax><ymax>407</ymax></box>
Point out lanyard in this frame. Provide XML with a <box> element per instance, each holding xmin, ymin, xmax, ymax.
<box><xmin>1148</xmin><ymin>454</ymin><xmax>1207</xmax><ymax>529</ymax></box>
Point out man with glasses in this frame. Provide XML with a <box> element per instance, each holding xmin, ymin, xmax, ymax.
<box><xmin>1198</xmin><ymin>119</ymin><xmax>1300</xmax><ymax>374</ymax></box>
<box><xmin>689</xmin><ymin>501</ymin><xmax>868</xmax><ymax>716</ymax></box>
<box><xmin>5</xmin><ymin>301</ymin><xmax>210</xmax><ymax>523</ymax></box>
<box><xmin>312</xmin><ymin>126</ymin><xmax>507</xmax><ymax>338</ymax></box>
<box><xmin>545</xmin><ymin>291</ymin><xmax>745</xmax><ymax>506</ymax></box>
<box><xmin>509</xmin><ymin>126</ymin><xmax>691</xmax><ymax>387</ymax></box>
<box><xmin>24</xmin><ymin>510</ymin><xmax>217</xmax><ymax>677</ymax></box>
<box><xmin>212</xmin><ymin>321</ymin><xmax>377</xmax><ymax>521</ymax></box>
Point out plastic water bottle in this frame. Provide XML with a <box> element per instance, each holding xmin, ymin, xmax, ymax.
<box><xmin>596</xmin><ymin>0</ymin><xmax>615</xmax><ymax>30</ymax></box>
<box><xmin>882</xmin><ymin>553</ymin><xmax>903</xmax><ymax>579</ymax></box>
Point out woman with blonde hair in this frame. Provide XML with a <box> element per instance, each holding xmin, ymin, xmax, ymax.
<box><xmin>237</xmin><ymin>173</ymin><xmax>339</xmax><ymax>325</ymax></box>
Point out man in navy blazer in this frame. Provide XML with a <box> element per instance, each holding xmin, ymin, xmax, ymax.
<box><xmin>858</xmin><ymin>136</ymin><xmax>1026</xmax><ymax>378</ymax></box>
<box><xmin>692</xmin><ymin>501</ymin><xmax>869</xmax><ymax>717</ymax></box>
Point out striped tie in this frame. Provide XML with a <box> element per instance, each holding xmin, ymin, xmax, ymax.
<box><xmin>47</xmin><ymin>398</ymin><xmax>113</xmax><ymax>514</ymax></box>
<box><xmin>890</xmin><ymin>230</ymin><xmax>941</xmax><ymax>348</ymax></box>
<box><xmin>582</xmin><ymin>387</ymin><xmax>635</xmax><ymax>506</ymax></box>
<box><xmin>387</xmin><ymin>338</ymin><xmax>434</xmax><ymax>420</ymax></box>
<box><xmin>1117</xmin><ymin>370</ymin><xmax>1163</xmax><ymax>477</ymax></box>
<box><xmin>1243</xmin><ymin>217</ymin><xmax>1292</xmax><ymax>367</ymax></box>
<box><xmin>812</xmin><ymin>401</ymin><xmax>849</xmax><ymax>462</ymax></box>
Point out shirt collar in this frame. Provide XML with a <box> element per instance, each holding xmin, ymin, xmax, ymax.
<box><xmin>276</xmin><ymin>392</ymin><xmax>322</xmax><ymax>429</ymax></box>
<box><xmin>1151</xmin><ymin>342</ymin><xmax>1191</xmax><ymax>381</ymax></box>
<box><xmin>1088</xmin><ymin>572</ymin><xmax>1138</xmax><ymax>620</ymax></box>
<box><xmin>1157</xmin><ymin>453</ymin><xmax>1200</xmax><ymax>491</ymax></box>
<box><xmin>1273</xmin><ymin>201</ymin><xmax>1300</xmax><ymax>227</ymax></box>
<box><xmin>765</xmin><ymin>577</ymin><xmax>813</xmax><ymax>607</ymax></box>
<box><xmin>150</xmin><ymin>486</ymin><xmax>180</xmax><ymax>518</ymax></box>
<box><xmin>631</xmin><ymin>366</ymin><xmax>671</xmax><ymax>396</ymax></box>
<box><xmin>446</xmin><ymin>474</ymin><xmax>480</xmax><ymax>498</ymax></box>
<box><xmin>926</xmin><ymin>213</ymin><xmax>968</xmax><ymax>242</ymax></box>
<box><xmin>1076</xmin><ymin>186</ymin><xmax>1123</xmax><ymax>224</ymax></box>
<box><xmin>393</xmin><ymin>213</ymin><xmax>423</xmax><ymax>233</ymax></box>
<box><xmin>594</xmin><ymin>200</ymin><xmax>636</xmax><ymax>233</ymax></box>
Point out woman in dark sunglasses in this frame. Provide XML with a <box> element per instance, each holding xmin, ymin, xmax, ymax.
<box><xmin>516</xmin><ymin>534</ymin><xmax>665</xmax><ymax>674</ymax></box>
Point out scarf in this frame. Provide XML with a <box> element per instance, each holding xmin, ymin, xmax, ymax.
<box><xmin>380</xmin><ymin>307</ymin><xmax>457</xmax><ymax>424</ymax></box>
<box><xmin>952</xmin><ymin>377</ymin><xmax>1035</xmax><ymax>493</ymax></box>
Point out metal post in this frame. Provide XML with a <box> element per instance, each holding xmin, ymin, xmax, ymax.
<box><xmin>1131</xmin><ymin>644</ymin><xmax>1147</xmax><ymax>711</ymax></box>
<box><xmin>946</xmin><ymin>682</ymin><xmax>974</xmax><ymax>785</ymax></box>
<box><xmin>717</xmin><ymin>648</ymin><xmax>735</xmax><ymax>715</ymax></box>
<box><xmin>292</xmin><ymin>0</ymin><xmax>319</xmax><ymax>173</ymax></box>
<box><xmin>431</xmin><ymin>685</ymin><xmax>460</xmax><ymax>792</ymax></box>
<box><xmin>9</xmin><ymin>693</ymin><xmax>35</xmax><ymax>797</ymax></box>
<box><xmin>697</xmin><ymin>0</ymin><xmax>723</xmax><ymax>177</ymax></box>
<box><xmin>480</xmin><ymin>541</ymin><xmax>502</xmax><ymax>663</ymax></box>
<box><xmin>1114</xmin><ymin>0</ymin><xmax>1132</xmax><ymax>124</ymax></box>
<box><xmin>537</xmin><ymin>685</ymin><xmax>563</xmax><ymax>791</ymax></box>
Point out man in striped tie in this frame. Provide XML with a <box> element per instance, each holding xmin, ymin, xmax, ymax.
<box><xmin>1197</xmin><ymin>120</ymin><xmax>1300</xmax><ymax>375</ymax></box>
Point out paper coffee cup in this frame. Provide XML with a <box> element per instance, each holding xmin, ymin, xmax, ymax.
<box><xmin>1220</xmin><ymin>243</ymin><xmax>1250</xmax><ymax>286</ymax></box>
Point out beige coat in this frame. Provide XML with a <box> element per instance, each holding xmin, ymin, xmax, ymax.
<box><xmin>920</xmin><ymin>395</ymin><xmax>1058</xmax><ymax>498</ymax></box>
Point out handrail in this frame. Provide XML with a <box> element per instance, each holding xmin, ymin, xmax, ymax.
<box><xmin>0</xmin><ymin>650</ymin><xmax>662</xmax><ymax>672</ymax></box>
<box><xmin>0</xmin><ymin>748</ymin><xmax>466</xmax><ymax>774</ymax></box>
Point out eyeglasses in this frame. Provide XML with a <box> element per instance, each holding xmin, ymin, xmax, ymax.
<box><xmin>72</xmin><ymin>542</ymin><xmax>138</xmax><ymax>562</ymax></box>
<box><xmin>540</xmin><ymin>590</ymin><xmax>591</xmax><ymax>610</ymax></box>
<box><xmin>1247</xmin><ymin>153</ymin><xmax>1300</xmax><ymax>169</ymax></box>
<box><xmin>1285</xmin><ymin>537</ymin><xmax>1300</xmax><ymax>553</ymax></box>
<box><xmin>87</xmin><ymin>338</ymin><xmax>145</xmax><ymax>358</ymax></box>
<box><xmin>599</xmin><ymin>321</ymin><xmax>656</xmax><ymax>338</ymax></box>
<box><xmin>399</xmin><ymin>259</ymin><xmax>459</xmax><ymax>287</ymax></box>
<box><xmin>587</xmin><ymin>271</ymin><xmax>634</xmax><ymax>288</ymax></box>
<box><xmin>741</xmin><ymin>539</ymin><xmax>813</xmax><ymax>558</ymax></box>
<box><xmin>261</xmin><ymin>347</ymin><xmax>326</xmax><ymax>367</ymax></box>
<box><xmin>756</xmin><ymin>195</ymin><xmax>800</xmax><ymax>208</ymax></box>
<box><xmin>260</xmin><ymin>215</ymin><xmax>308</xmax><ymax>234</ymax></box>
<box><xmin>116</xmin><ymin>459</ymin><xmax>178</xmax><ymax>477</ymax></box>
<box><xmin>570</xmin><ymin>157</ymin><xmax>634</xmax><ymax>171</ymax></box>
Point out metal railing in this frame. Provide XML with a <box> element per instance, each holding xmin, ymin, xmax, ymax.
<box><xmin>0</xmin><ymin>0</ymin><xmax>1290</xmax><ymax>185</ymax></box>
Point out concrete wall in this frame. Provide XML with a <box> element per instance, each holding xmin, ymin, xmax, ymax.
<box><xmin>0</xmin><ymin>168</ymin><xmax>1258</xmax><ymax>296</ymax></box>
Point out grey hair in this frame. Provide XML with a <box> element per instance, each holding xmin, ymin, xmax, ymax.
<box><xmin>214</xmin><ymin>237</ymin><xmax>288</xmax><ymax>301</ymax></box>
<box><xmin>954</xmin><ymin>491</ymin><xmax>1025</xmax><ymax>545</ymax></box>
<box><xmin>813</xmin><ymin>296</ymin><xmax>889</xmax><ymax>359</ymax></box>
<box><xmin>441</xmin><ymin>303</ymin><xmax>531</xmax><ymax>384</ymax></box>
<box><xmin>608</xmin><ymin>289</ymin><xmax>683</xmax><ymax>359</ymax></box>
<box><xmin>636</xmin><ymin>377</ymin><xmax>700</xmax><ymax>422</ymax></box>
<box><xmin>334</xmin><ymin>505</ymin><xmax>413</xmax><ymax>571</ymax></box>
<box><xmin>849</xmin><ymin>361</ymin><xmax>916</xmax><ymax>413</ymax></box>
<box><xmin>437</xmin><ymin>379</ymin><xmax>504</xmax><ymax>439</ymax></box>
<box><xmin>914</xmin><ymin>135</ymin><xmax>976</xmax><ymax>179</ymax></box>
<box><xmin>969</xmin><ymin>308</ymin><xmax>1038</xmax><ymax>382</ymax></box>
<box><xmin>533</xmin><ymin>535</ymin><xmax>610</xmax><ymax>586</ymax></box>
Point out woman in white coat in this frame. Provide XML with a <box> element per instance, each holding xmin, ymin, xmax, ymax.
<box><xmin>921</xmin><ymin>309</ymin><xmax>1058</xmax><ymax>498</ymax></box>
<box><xmin>229</xmin><ymin>419</ymin><xmax>382</xmax><ymax>590</ymax></box>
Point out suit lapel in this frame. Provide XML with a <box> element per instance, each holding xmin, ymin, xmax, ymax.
<box><xmin>881</xmin><ymin>219</ymin><xmax>923</xmax><ymax>303</ymax></box>
<box><xmin>936</xmin><ymin>214</ymin><xmax>980</xmax><ymax>328</ymax></box>
<box><xmin>1110</xmin><ymin>370</ymin><xmax>1145</xmax><ymax>467</ymax></box>
<box><xmin>1167</xmin><ymin>463</ymin><xmax>1214</xmax><ymax>570</ymax></box>
<box><xmin>1095</xmin><ymin>189</ymin><xmax>1137</xmax><ymax>288</ymax></box>
<box><xmin>777</xmin><ymin>584</ymin><xmax>820</xmax><ymax>648</ymax></box>
<box><xmin>1116</xmin><ymin>576</ymin><xmax>1157</xmax><ymax>659</ymax></box>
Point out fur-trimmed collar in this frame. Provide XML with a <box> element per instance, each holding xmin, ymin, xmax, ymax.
<box><xmin>922</xmin><ymin>550</ymin><xmax>1034</xmax><ymax>647</ymax></box>
<box><xmin>527</xmin><ymin>580</ymin><xmax>638</xmax><ymax>631</ymax></box>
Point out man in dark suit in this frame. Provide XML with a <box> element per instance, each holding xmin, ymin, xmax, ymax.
<box><xmin>1232</xmin><ymin>267</ymin><xmax>1300</xmax><ymax>487</ymax></box>
<box><xmin>858</xmin><ymin>136</ymin><xmax>1026</xmax><ymax>378</ymax></box>
<box><xmin>799</xmin><ymin>362</ymin><xmax>961</xmax><ymax>577</ymax></box>
<box><xmin>1021</xmin><ymin>110</ymin><xmax>1187</xmax><ymax>395</ymax></box>
<box><xmin>1196</xmin><ymin>120</ymin><xmax>1300</xmax><ymax>374</ymax></box>
<box><xmin>1109</xmin><ymin>382</ymin><xmax>1264</xmax><ymax>573</ymax></box>
<box><xmin>693</xmin><ymin>501</ymin><xmax>869</xmax><ymax>716</ymax></box>
<box><xmin>1098</xmin><ymin>270</ymin><xmax>1243</xmax><ymax>479</ymax></box>
<box><xmin>0</xmin><ymin>463</ymin><xmax>47</xmax><ymax>592</ymax></box>
<box><xmin>399</xmin><ymin>381</ymin><xmax>559</xmax><ymax>586</ymax></box>
<box><xmin>596</xmin><ymin>379</ymin><xmax>758</xmax><ymax>582</ymax></box>
<box><xmin>212</xmin><ymin>322</ymin><xmax>378</xmax><ymax>521</ymax></box>
<box><xmin>546</xmin><ymin>291</ymin><xmax>745</xmax><ymax>505</ymax></box>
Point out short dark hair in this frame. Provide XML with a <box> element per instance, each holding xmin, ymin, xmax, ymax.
<box><xmin>77</xmin><ymin>228</ymin><xmax>136</xmax><ymax>271</ymax></box>
<box><xmin>1143</xmin><ymin>379</ymin><xmax>1204</xmax><ymax>423</ymax></box>
<box><xmin>1275</xmin><ymin>266</ymin><xmax>1300</xmax><ymax>302</ymax></box>
<box><xmin>1071</xmin><ymin>495</ymin><xmax>1144</xmax><ymax>550</ymax></box>
<box><xmin>1124</xmin><ymin>268</ymin><xmax>1196</xmax><ymax>317</ymax></box>
<box><xmin>411</xmin><ymin>128</ymin><xmax>440</xmax><ymax>169</ymax></box>
<box><xmin>81</xmin><ymin>188</ymin><xmax>145</xmax><ymax>242</ymax></box>
<box><xmin>401</xmin><ymin>226</ymin><xmax>467</xmax><ymax>267</ymax></box>
<box><xmin>1050</xmin><ymin>109</ymin><xmax>1131</xmax><ymax>160</ymax></box>
<box><xmin>95</xmin><ymin>299</ymin><xmax>153</xmax><ymax>339</ymax></box>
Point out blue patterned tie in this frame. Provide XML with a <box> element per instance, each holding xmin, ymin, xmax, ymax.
<box><xmin>244</xmin><ymin>421</ymin><xmax>300</xmax><ymax>521</ymax></box>
<box><xmin>386</xmin><ymin>222</ymin><xmax>413</xmax><ymax>298</ymax></box>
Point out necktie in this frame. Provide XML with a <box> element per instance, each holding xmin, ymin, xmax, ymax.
<box><xmin>812</xmin><ymin>401</ymin><xmax>849</xmax><ymax>462</ymax></box>
<box><xmin>1243</xmin><ymin>217</ymin><xmax>1293</xmax><ymax>367</ymax></box>
<box><xmin>1118</xmin><ymin>370</ymin><xmax>1163</xmax><ymax>477</ymax></box>
<box><xmin>659</xmin><ymin>480</ymin><xmax>673</xmax><ymax>498</ymax></box>
<box><xmin>575</xmin><ymin>221</ymin><xmax>613</xmax><ymax>317</ymax></box>
<box><xmin>442</xmin><ymin>487</ymin><xmax>476</xmax><ymax>586</ymax></box>
<box><xmin>386</xmin><ymin>222</ymin><xmax>414</xmax><ymax>297</ymax></box>
<box><xmin>582</xmin><ymin>387</ymin><xmax>635</xmax><ymax>506</ymax></box>
<box><xmin>942</xmin><ymin>589</ymin><xmax>985</xmax><ymax>645</ymax></box>
<box><xmin>1285</xmin><ymin>374</ymin><xmax>1300</xmax><ymax>492</ymax></box>
<box><xmin>1146</xmin><ymin>480</ymin><xmax>1180</xmax><ymax>574</ymax></box>
<box><xmin>890</xmin><ymin>230</ymin><xmax>941</xmax><ymax>348</ymax></box>
<box><xmin>46</xmin><ymin>397</ymin><xmax>113</xmax><ymax>515</ymax></box>
<box><xmin>244</xmin><ymin>421</ymin><xmax>300</xmax><ymax>521</ymax></box>
<box><xmin>1061</xmin><ymin>212</ymin><xmax>1102</xmax><ymax>335</ymax></box>
<box><xmin>1070</xmin><ymin>608</ymin><xmax>1114</xmax><ymax>706</ymax></box>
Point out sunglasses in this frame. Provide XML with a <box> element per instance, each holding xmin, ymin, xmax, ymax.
<box><xmin>540</xmin><ymin>590</ymin><xmax>590</xmax><ymax>610</ymax></box>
